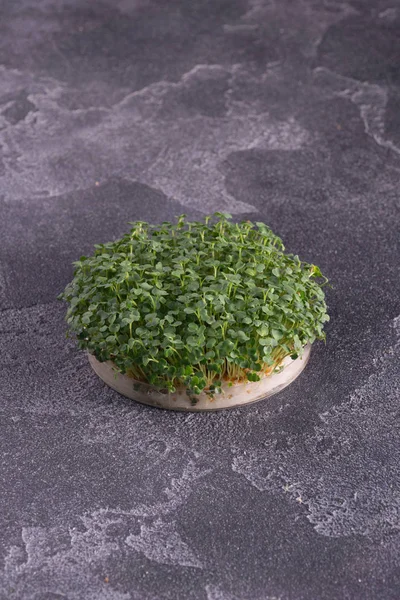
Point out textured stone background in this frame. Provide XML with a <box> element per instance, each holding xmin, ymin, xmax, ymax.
<box><xmin>1</xmin><ymin>1</ymin><xmax>400</xmax><ymax>599</ymax></box>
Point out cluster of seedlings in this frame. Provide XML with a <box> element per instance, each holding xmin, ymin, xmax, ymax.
<box><xmin>60</xmin><ymin>213</ymin><xmax>329</xmax><ymax>398</ymax></box>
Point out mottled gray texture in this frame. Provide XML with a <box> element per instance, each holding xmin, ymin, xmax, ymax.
<box><xmin>1</xmin><ymin>1</ymin><xmax>400</xmax><ymax>599</ymax></box>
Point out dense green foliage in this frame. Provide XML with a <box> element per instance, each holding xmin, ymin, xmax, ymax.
<box><xmin>60</xmin><ymin>213</ymin><xmax>329</xmax><ymax>397</ymax></box>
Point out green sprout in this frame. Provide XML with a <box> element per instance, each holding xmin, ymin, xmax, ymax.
<box><xmin>59</xmin><ymin>213</ymin><xmax>329</xmax><ymax>398</ymax></box>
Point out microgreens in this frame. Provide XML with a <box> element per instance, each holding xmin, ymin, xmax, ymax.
<box><xmin>59</xmin><ymin>213</ymin><xmax>329</xmax><ymax>399</ymax></box>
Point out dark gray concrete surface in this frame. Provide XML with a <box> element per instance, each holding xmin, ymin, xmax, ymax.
<box><xmin>1</xmin><ymin>1</ymin><xmax>399</xmax><ymax>599</ymax></box>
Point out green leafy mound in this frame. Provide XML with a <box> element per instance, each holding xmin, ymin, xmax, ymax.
<box><xmin>60</xmin><ymin>213</ymin><xmax>329</xmax><ymax>396</ymax></box>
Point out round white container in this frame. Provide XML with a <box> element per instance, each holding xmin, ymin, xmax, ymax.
<box><xmin>88</xmin><ymin>344</ymin><xmax>311</xmax><ymax>411</ymax></box>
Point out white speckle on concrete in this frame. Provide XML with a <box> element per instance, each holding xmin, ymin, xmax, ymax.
<box><xmin>126</xmin><ymin>519</ymin><xmax>203</xmax><ymax>568</ymax></box>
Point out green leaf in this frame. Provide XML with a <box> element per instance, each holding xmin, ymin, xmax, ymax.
<box><xmin>271</xmin><ymin>329</ymin><xmax>282</xmax><ymax>342</ymax></box>
<box><xmin>237</xmin><ymin>330</ymin><xmax>250</xmax><ymax>341</ymax></box>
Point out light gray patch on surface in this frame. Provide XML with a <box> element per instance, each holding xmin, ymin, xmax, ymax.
<box><xmin>2</xmin><ymin>458</ymin><xmax>210</xmax><ymax>598</ymax></box>
<box><xmin>314</xmin><ymin>66</ymin><xmax>400</xmax><ymax>155</ymax></box>
<box><xmin>0</xmin><ymin>63</ymin><xmax>309</xmax><ymax>213</ymax></box>
<box><xmin>126</xmin><ymin>519</ymin><xmax>202</xmax><ymax>568</ymax></box>
<box><xmin>379</xmin><ymin>7</ymin><xmax>398</xmax><ymax>23</ymax></box>
<box><xmin>3</xmin><ymin>526</ymin><xmax>130</xmax><ymax>600</ymax></box>
<box><xmin>205</xmin><ymin>584</ymin><xmax>241</xmax><ymax>600</ymax></box>
<box><xmin>0</xmin><ymin>89</ymin><xmax>37</xmax><ymax>125</ymax></box>
<box><xmin>92</xmin><ymin>459</ymin><xmax>213</xmax><ymax>519</ymax></box>
<box><xmin>205</xmin><ymin>583</ymin><xmax>282</xmax><ymax>600</ymax></box>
